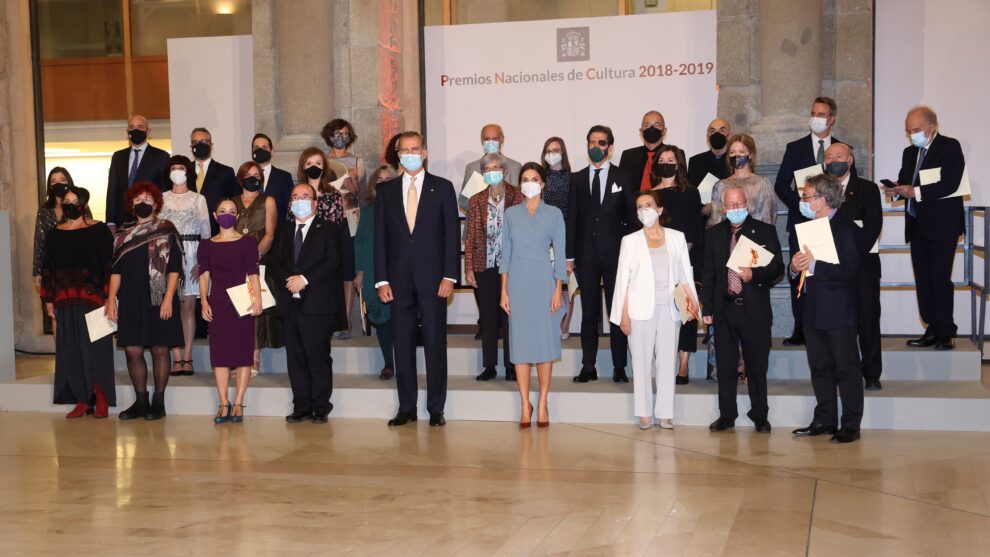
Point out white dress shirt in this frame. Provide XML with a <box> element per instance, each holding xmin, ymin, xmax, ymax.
<box><xmin>128</xmin><ymin>142</ymin><xmax>148</xmax><ymax>172</ymax></box>
<box><xmin>810</xmin><ymin>134</ymin><xmax>832</xmax><ymax>159</ymax></box>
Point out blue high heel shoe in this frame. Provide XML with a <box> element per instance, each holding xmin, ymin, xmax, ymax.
<box><xmin>230</xmin><ymin>404</ymin><xmax>245</xmax><ymax>424</ymax></box>
<box><xmin>214</xmin><ymin>403</ymin><xmax>231</xmax><ymax>424</ymax></box>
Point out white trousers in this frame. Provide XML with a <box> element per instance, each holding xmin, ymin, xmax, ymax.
<box><xmin>629</xmin><ymin>303</ymin><xmax>680</xmax><ymax>419</ymax></box>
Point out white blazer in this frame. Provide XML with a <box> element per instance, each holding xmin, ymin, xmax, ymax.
<box><xmin>609</xmin><ymin>228</ymin><xmax>698</xmax><ymax>323</ymax></box>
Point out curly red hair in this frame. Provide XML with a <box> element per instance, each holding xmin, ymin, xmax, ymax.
<box><xmin>124</xmin><ymin>181</ymin><xmax>164</xmax><ymax>216</ymax></box>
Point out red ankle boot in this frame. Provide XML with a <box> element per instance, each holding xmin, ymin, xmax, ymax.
<box><xmin>93</xmin><ymin>384</ymin><xmax>109</xmax><ymax>419</ymax></box>
<box><xmin>66</xmin><ymin>403</ymin><xmax>90</xmax><ymax>419</ymax></box>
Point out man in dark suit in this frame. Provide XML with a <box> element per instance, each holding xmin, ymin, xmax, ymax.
<box><xmin>703</xmin><ymin>184</ymin><xmax>784</xmax><ymax>434</ymax></box>
<box><xmin>188</xmin><ymin>127</ymin><xmax>238</xmax><ymax>235</ymax></box>
<box><xmin>790</xmin><ymin>174</ymin><xmax>865</xmax><ymax>443</ymax></box>
<box><xmin>618</xmin><ymin>110</ymin><xmax>666</xmax><ymax>191</ymax></box>
<box><xmin>105</xmin><ymin>114</ymin><xmax>170</xmax><ymax>231</ymax></box>
<box><xmin>267</xmin><ymin>183</ymin><xmax>348</xmax><ymax>424</ymax></box>
<box><xmin>773</xmin><ymin>97</ymin><xmax>857</xmax><ymax>346</ymax></box>
<box><xmin>252</xmin><ymin>132</ymin><xmax>294</xmax><ymax>221</ymax></box>
<box><xmin>375</xmin><ymin>131</ymin><xmax>460</xmax><ymax>427</ymax></box>
<box><xmin>888</xmin><ymin>106</ymin><xmax>965</xmax><ymax>351</ymax></box>
<box><xmin>687</xmin><ymin>118</ymin><xmax>733</xmax><ymax>188</ymax></box>
<box><xmin>567</xmin><ymin>124</ymin><xmax>637</xmax><ymax>383</ymax></box>
<box><xmin>826</xmin><ymin>143</ymin><xmax>884</xmax><ymax>389</ymax></box>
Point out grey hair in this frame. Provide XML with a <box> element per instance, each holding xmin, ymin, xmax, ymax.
<box><xmin>480</xmin><ymin>152</ymin><xmax>505</xmax><ymax>170</ymax></box>
<box><xmin>909</xmin><ymin>105</ymin><xmax>939</xmax><ymax>127</ymax></box>
<box><xmin>720</xmin><ymin>182</ymin><xmax>747</xmax><ymax>204</ymax></box>
<box><xmin>805</xmin><ymin>173</ymin><xmax>843</xmax><ymax>209</ymax></box>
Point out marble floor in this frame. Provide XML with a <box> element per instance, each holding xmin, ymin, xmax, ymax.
<box><xmin>1</xmin><ymin>410</ymin><xmax>989</xmax><ymax>556</ymax></box>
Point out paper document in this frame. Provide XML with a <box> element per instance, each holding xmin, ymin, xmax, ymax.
<box><xmin>226</xmin><ymin>269</ymin><xmax>276</xmax><ymax>317</ymax></box>
<box><xmin>567</xmin><ymin>271</ymin><xmax>579</xmax><ymax>301</ymax></box>
<box><xmin>345</xmin><ymin>208</ymin><xmax>359</xmax><ymax>237</ymax></box>
<box><xmin>794</xmin><ymin>217</ymin><xmax>838</xmax><ymax>277</ymax></box>
<box><xmin>672</xmin><ymin>286</ymin><xmax>699</xmax><ymax>325</ymax></box>
<box><xmin>461</xmin><ymin>171</ymin><xmax>488</xmax><ymax>199</ymax></box>
<box><xmin>329</xmin><ymin>174</ymin><xmax>348</xmax><ymax>191</ymax></box>
<box><xmin>726</xmin><ymin>234</ymin><xmax>775</xmax><ymax>273</ymax></box>
<box><xmin>919</xmin><ymin>167</ymin><xmax>941</xmax><ymax>186</ymax></box>
<box><xmin>793</xmin><ymin>164</ymin><xmax>824</xmax><ymax>190</ymax></box>
<box><xmin>698</xmin><ymin>173</ymin><xmax>718</xmax><ymax>204</ymax></box>
<box><xmin>946</xmin><ymin>167</ymin><xmax>972</xmax><ymax>199</ymax></box>
<box><xmin>853</xmin><ymin>220</ymin><xmax>880</xmax><ymax>254</ymax></box>
<box><xmin>85</xmin><ymin>306</ymin><xmax>117</xmax><ymax>342</ymax></box>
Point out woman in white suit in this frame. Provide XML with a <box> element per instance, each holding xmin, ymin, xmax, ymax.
<box><xmin>612</xmin><ymin>190</ymin><xmax>699</xmax><ymax>430</ymax></box>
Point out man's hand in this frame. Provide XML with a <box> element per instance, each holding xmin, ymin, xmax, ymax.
<box><xmin>703</xmin><ymin>315</ymin><xmax>713</xmax><ymax>325</ymax></box>
<box><xmin>893</xmin><ymin>184</ymin><xmax>916</xmax><ymax>199</ymax></box>
<box><xmin>437</xmin><ymin>279</ymin><xmax>454</xmax><ymax>298</ymax></box>
<box><xmin>286</xmin><ymin>275</ymin><xmax>307</xmax><ymax>294</ymax></box>
<box><xmin>377</xmin><ymin>284</ymin><xmax>393</xmax><ymax>303</ymax></box>
<box><xmin>566</xmin><ymin>261</ymin><xmax>574</xmax><ymax>276</ymax></box>
<box><xmin>738</xmin><ymin>267</ymin><xmax>753</xmax><ymax>283</ymax></box>
<box><xmin>465</xmin><ymin>270</ymin><xmax>477</xmax><ymax>288</ymax></box>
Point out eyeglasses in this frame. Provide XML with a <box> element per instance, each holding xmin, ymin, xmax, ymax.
<box><xmin>800</xmin><ymin>195</ymin><xmax>821</xmax><ymax>201</ymax></box>
<box><xmin>290</xmin><ymin>195</ymin><xmax>314</xmax><ymax>201</ymax></box>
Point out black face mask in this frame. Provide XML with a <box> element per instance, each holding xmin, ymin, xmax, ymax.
<box><xmin>62</xmin><ymin>203</ymin><xmax>83</xmax><ymax>220</ymax></box>
<box><xmin>192</xmin><ymin>141</ymin><xmax>211</xmax><ymax>160</ymax></box>
<box><xmin>709</xmin><ymin>132</ymin><xmax>727</xmax><ymax>150</ymax></box>
<box><xmin>252</xmin><ymin>147</ymin><xmax>272</xmax><ymax>164</ymax></box>
<box><xmin>656</xmin><ymin>163</ymin><xmax>678</xmax><ymax>179</ymax></box>
<box><xmin>242</xmin><ymin>176</ymin><xmax>262</xmax><ymax>192</ymax></box>
<box><xmin>304</xmin><ymin>166</ymin><xmax>323</xmax><ymax>180</ymax></box>
<box><xmin>133</xmin><ymin>202</ymin><xmax>154</xmax><ymax>219</ymax></box>
<box><xmin>825</xmin><ymin>161</ymin><xmax>849</xmax><ymax>177</ymax></box>
<box><xmin>51</xmin><ymin>183</ymin><xmax>70</xmax><ymax>198</ymax></box>
<box><xmin>642</xmin><ymin>127</ymin><xmax>663</xmax><ymax>144</ymax></box>
<box><xmin>128</xmin><ymin>129</ymin><xmax>147</xmax><ymax>145</ymax></box>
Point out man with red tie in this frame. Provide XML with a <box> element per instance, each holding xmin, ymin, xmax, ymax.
<box><xmin>619</xmin><ymin>110</ymin><xmax>667</xmax><ymax>191</ymax></box>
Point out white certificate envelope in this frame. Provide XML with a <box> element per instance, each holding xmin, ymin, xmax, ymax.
<box><xmin>795</xmin><ymin>217</ymin><xmax>839</xmax><ymax>276</ymax></box>
<box><xmin>461</xmin><ymin>171</ymin><xmax>488</xmax><ymax>199</ymax></box>
<box><xmin>919</xmin><ymin>167</ymin><xmax>941</xmax><ymax>186</ymax></box>
<box><xmin>226</xmin><ymin>269</ymin><xmax>276</xmax><ymax>318</ymax></box>
<box><xmin>345</xmin><ymin>208</ymin><xmax>359</xmax><ymax>237</ymax></box>
<box><xmin>672</xmin><ymin>286</ymin><xmax>693</xmax><ymax>325</ymax></box>
<box><xmin>697</xmin><ymin>173</ymin><xmax>718</xmax><ymax>204</ymax></box>
<box><xmin>85</xmin><ymin>306</ymin><xmax>117</xmax><ymax>342</ymax></box>
<box><xmin>793</xmin><ymin>164</ymin><xmax>824</xmax><ymax>191</ymax></box>
<box><xmin>568</xmin><ymin>271</ymin><xmax>579</xmax><ymax>301</ymax></box>
<box><xmin>946</xmin><ymin>167</ymin><xmax>972</xmax><ymax>199</ymax></box>
<box><xmin>725</xmin><ymin>234</ymin><xmax>775</xmax><ymax>273</ymax></box>
<box><xmin>329</xmin><ymin>174</ymin><xmax>348</xmax><ymax>191</ymax></box>
<box><xmin>853</xmin><ymin>220</ymin><xmax>880</xmax><ymax>254</ymax></box>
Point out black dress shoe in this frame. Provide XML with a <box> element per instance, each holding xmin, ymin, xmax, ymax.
<box><xmin>429</xmin><ymin>412</ymin><xmax>446</xmax><ymax>427</ymax></box>
<box><xmin>754</xmin><ymin>418</ymin><xmax>772</xmax><ymax>433</ymax></box>
<box><xmin>285</xmin><ymin>410</ymin><xmax>312</xmax><ymax>423</ymax></box>
<box><xmin>613</xmin><ymin>367</ymin><xmax>629</xmax><ymax>383</ymax></box>
<box><xmin>934</xmin><ymin>337</ymin><xmax>955</xmax><ymax>351</ymax></box>
<box><xmin>782</xmin><ymin>330</ymin><xmax>805</xmax><ymax>346</ymax></box>
<box><xmin>572</xmin><ymin>367</ymin><xmax>598</xmax><ymax>383</ymax></box>
<box><xmin>476</xmin><ymin>367</ymin><xmax>497</xmax><ymax>381</ymax></box>
<box><xmin>675</xmin><ymin>374</ymin><xmax>689</xmax><ymax>385</ymax></box>
<box><xmin>830</xmin><ymin>429</ymin><xmax>861</xmax><ymax>443</ymax></box>
<box><xmin>865</xmin><ymin>380</ymin><xmax>882</xmax><ymax>391</ymax></box>
<box><xmin>792</xmin><ymin>423</ymin><xmax>837</xmax><ymax>436</ymax></box>
<box><xmin>387</xmin><ymin>412</ymin><xmax>417</xmax><ymax>426</ymax></box>
<box><xmin>709</xmin><ymin>417</ymin><xmax>735</xmax><ymax>432</ymax></box>
<box><xmin>505</xmin><ymin>366</ymin><xmax>516</xmax><ymax>381</ymax></box>
<box><xmin>311</xmin><ymin>413</ymin><xmax>329</xmax><ymax>424</ymax></box>
<box><xmin>906</xmin><ymin>334</ymin><xmax>936</xmax><ymax>347</ymax></box>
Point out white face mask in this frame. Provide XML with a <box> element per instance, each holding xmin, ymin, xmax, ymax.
<box><xmin>544</xmin><ymin>152</ymin><xmax>562</xmax><ymax>167</ymax></box>
<box><xmin>809</xmin><ymin>116</ymin><xmax>829</xmax><ymax>135</ymax></box>
<box><xmin>637</xmin><ymin>207</ymin><xmax>660</xmax><ymax>227</ymax></box>
<box><xmin>521</xmin><ymin>181</ymin><xmax>542</xmax><ymax>199</ymax></box>
<box><xmin>170</xmin><ymin>169</ymin><xmax>187</xmax><ymax>185</ymax></box>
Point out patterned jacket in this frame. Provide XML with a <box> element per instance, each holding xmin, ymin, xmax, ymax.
<box><xmin>464</xmin><ymin>183</ymin><xmax>524</xmax><ymax>273</ymax></box>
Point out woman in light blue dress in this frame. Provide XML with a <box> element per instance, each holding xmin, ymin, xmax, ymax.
<box><xmin>500</xmin><ymin>162</ymin><xmax>566</xmax><ymax>429</ymax></box>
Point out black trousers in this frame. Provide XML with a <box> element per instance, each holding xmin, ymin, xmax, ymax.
<box><xmin>909</xmin><ymin>228</ymin><xmax>958</xmax><ymax>337</ymax></box>
<box><xmin>475</xmin><ymin>268</ymin><xmax>510</xmax><ymax>369</ymax></box>
<box><xmin>803</xmin><ymin>323</ymin><xmax>863</xmax><ymax>431</ymax></box>
<box><xmin>787</xmin><ymin>231</ymin><xmax>804</xmax><ymax>333</ymax></box>
<box><xmin>857</xmin><ymin>257</ymin><xmax>882</xmax><ymax>383</ymax></box>
<box><xmin>284</xmin><ymin>304</ymin><xmax>334</xmax><ymax>415</ymax></box>
<box><xmin>576</xmin><ymin>251</ymin><xmax>627</xmax><ymax>368</ymax></box>
<box><xmin>714</xmin><ymin>302</ymin><xmax>770</xmax><ymax>421</ymax></box>
<box><xmin>392</xmin><ymin>283</ymin><xmax>448</xmax><ymax>415</ymax></box>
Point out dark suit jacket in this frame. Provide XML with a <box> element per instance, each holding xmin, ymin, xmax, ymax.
<box><xmin>374</xmin><ymin>172</ymin><xmax>460</xmax><ymax>295</ymax></box>
<box><xmin>193</xmin><ymin>159</ymin><xmax>238</xmax><ymax>235</ymax></box>
<box><xmin>618</xmin><ymin>144</ymin><xmax>663</xmax><ymax>187</ymax></box>
<box><xmin>105</xmin><ymin>143</ymin><xmax>171</xmax><ymax>226</ymax></box>
<box><xmin>835</xmin><ymin>175</ymin><xmax>883</xmax><ymax>278</ymax></box>
<box><xmin>773</xmin><ymin>134</ymin><xmax>856</xmax><ymax>233</ymax></box>
<box><xmin>802</xmin><ymin>214</ymin><xmax>863</xmax><ymax>330</ymax></box>
<box><xmin>565</xmin><ymin>163</ymin><xmax>637</xmax><ymax>263</ymax></box>
<box><xmin>687</xmin><ymin>150</ymin><xmax>731</xmax><ymax>188</ymax></box>
<box><xmin>266</xmin><ymin>217</ymin><xmax>346</xmax><ymax>321</ymax></box>
<box><xmin>265</xmin><ymin>165</ymin><xmax>294</xmax><ymax>222</ymax></box>
<box><xmin>701</xmin><ymin>216</ymin><xmax>784</xmax><ymax>323</ymax></box>
<box><xmin>896</xmin><ymin>133</ymin><xmax>965</xmax><ymax>242</ymax></box>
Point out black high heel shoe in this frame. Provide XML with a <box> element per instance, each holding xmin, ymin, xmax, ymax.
<box><xmin>214</xmin><ymin>403</ymin><xmax>231</xmax><ymax>424</ymax></box>
<box><xmin>230</xmin><ymin>404</ymin><xmax>245</xmax><ymax>424</ymax></box>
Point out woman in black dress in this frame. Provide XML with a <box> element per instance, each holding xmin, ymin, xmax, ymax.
<box><xmin>650</xmin><ymin>145</ymin><xmax>703</xmax><ymax>383</ymax></box>
<box><xmin>540</xmin><ymin>136</ymin><xmax>576</xmax><ymax>340</ymax></box>
<box><xmin>41</xmin><ymin>186</ymin><xmax>115</xmax><ymax>418</ymax></box>
<box><xmin>106</xmin><ymin>181</ymin><xmax>184</xmax><ymax>421</ymax></box>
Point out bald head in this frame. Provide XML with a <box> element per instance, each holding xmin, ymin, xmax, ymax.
<box><xmin>640</xmin><ymin>111</ymin><xmax>666</xmax><ymax>147</ymax></box>
<box><xmin>707</xmin><ymin>118</ymin><xmax>732</xmax><ymax>152</ymax></box>
<box><xmin>126</xmin><ymin>114</ymin><xmax>149</xmax><ymax>145</ymax></box>
<box><xmin>824</xmin><ymin>142</ymin><xmax>853</xmax><ymax>179</ymax></box>
<box><xmin>128</xmin><ymin>114</ymin><xmax>148</xmax><ymax>130</ymax></box>
<box><xmin>480</xmin><ymin>124</ymin><xmax>504</xmax><ymax>142</ymax></box>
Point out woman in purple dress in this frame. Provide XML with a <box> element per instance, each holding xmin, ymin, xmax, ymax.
<box><xmin>198</xmin><ymin>199</ymin><xmax>262</xmax><ymax>423</ymax></box>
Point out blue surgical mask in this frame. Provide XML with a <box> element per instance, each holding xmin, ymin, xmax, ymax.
<box><xmin>291</xmin><ymin>199</ymin><xmax>314</xmax><ymax>219</ymax></box>
<box><xmin>399</xmin><ymin>153</ymin><xmax>423</xmax><ymax>172</ymax></box>
<box><xmin>483</xmin><ymin>170</ymin><xmax>503</xmax><ymax>186</ymax></box>
<box><xmin>726</xmin><ymin>208</ymin><xmax>748</xmax><ymax>225</ymax></box>
<box><xmin>910</xmin><ymin>129</ymin><xmax>928</xmax><ymax>148</ymax></box>
<box><xmin>799</xmin><ymin>201</ymin><xmax>816</xmax><ymax>219</ymax></box>
<box><xmin>482</xmin><ymin>140</ymin><xmax>500</xmax><ymax>154</ymax></box>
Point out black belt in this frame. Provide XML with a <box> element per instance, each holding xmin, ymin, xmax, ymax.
<box><xmin>179</xmin><ymin>234</ymin><xmax>201</xmax><ymax>242</ymax></box>
<box><xmin>723</xmin><ymin>296</ymin><xmax>744</xmax><ymax>305</ymax></box>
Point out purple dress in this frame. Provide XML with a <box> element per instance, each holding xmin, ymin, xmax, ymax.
<box><xmin>198</xmin><ymin>235</ymin><xmax>260</xmax><ymax>368</ymax></box>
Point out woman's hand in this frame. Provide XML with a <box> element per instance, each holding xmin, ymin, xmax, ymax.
<box><xmin>250</xmin><ymin>299</ymin><xmax>263</xmax><ymax>317</ymax></box>
<box><xmin>202</xmin><ymin>300</ymin><xmax>213</xmax><ymax>322</ymax></box>
<box><xmin>353</xmin><ymin>271</ymin><xmax>363</xmax><ymax>293</ymax></box>
<box><xmin>551</xmin><ymin>288</ymin><xmax>562</xmax><ymax>314</ymax></box>
<box><xmin>105</xmin><ymin>298</ymin><xmax>118</xmax><ymax>324</ymax></box>
<box><xmin>33</xmin><ymin>276</ymin><xmax>42</xmax><ymax>291</ymax></box>
<box><xmin>159</xmin><ymin>297</ymin><xmax>174</xmax><ymax>320</ymax></box>
<box><xmin>619</xmin><ymin>316</ymin><xmax>632</xmax><ymax>336</ymax></box>
<box><xmin>45</xmin><ymin>302</ymin><xmax>55</xmax><ymax>320</ymax></box>
<box><xmin>500</xmin><ymin>291</ymin><xmax>510</xmax><ymax>315</ymax></box>
<box><xmin>465</xmin><ymin>270</ymin><xmax>477</xmax><ymax>288</ymax></box>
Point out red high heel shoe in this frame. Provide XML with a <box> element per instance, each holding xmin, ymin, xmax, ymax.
<box><xmin>66</xmin><ymin>403</ymin><xmax>90</xmax><ymax>419</ymax></box>
<box><xmin>93</xmin><ymin>384</ymin><xmax>109</xmax><ymax>419</ymax></box>
<box><xmin>537</xmin><ymin>405</ymin><xmax>550</xmax><ymax>428</ymax></box>
<box><xmin>519</xmin><ymin>403</ymin><xmax>533</xmax><ymax>429</ymax></box>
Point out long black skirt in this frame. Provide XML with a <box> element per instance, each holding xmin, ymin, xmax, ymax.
<box><xmin>53</xmin><ymin>305</ymin><xmax>116</xmax><ymax>406</ymax></box>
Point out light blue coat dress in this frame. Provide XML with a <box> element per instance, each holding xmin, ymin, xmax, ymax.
<box><xmin>500</xmin><ymin>201</ymin><xmax>567</xmax><ymax>363</ymax></box>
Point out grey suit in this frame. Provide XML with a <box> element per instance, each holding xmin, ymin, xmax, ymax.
<box><xmin>457</xmin><ymin>155</ymin><xmax>522</xmax><ymax>213</ymax></box>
